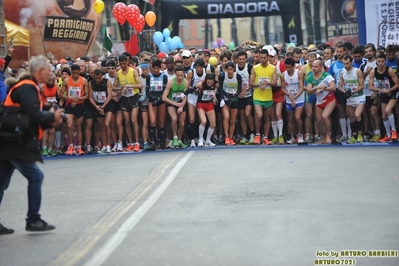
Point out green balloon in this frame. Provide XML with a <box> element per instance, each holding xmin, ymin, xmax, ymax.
<box><xmin>228</xmin><ymin>42</ymin><xmax>235</xmax><ymax>50</ymax></box>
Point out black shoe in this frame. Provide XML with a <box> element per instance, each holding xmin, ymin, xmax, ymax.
<box><xmin>26</xmin><ymin>218</ymin><xmax>55</xmax><ymax>232</ymax></box>
<box><xmin>0</xmin><ymin>223</ymin><xmax>14</xmax><ymax>235</ymax></box>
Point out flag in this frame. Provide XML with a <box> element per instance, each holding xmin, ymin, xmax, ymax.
<box><xmin>103</xmin><ymin>28</ymin><xmax>113</xmax><ymax>52</ymax></box>
<box><xmin>124</xmin><ymin>34</ymin><xmax>139</xmax><ymax>56</ymax></box>
<box><xmin>143</xmin><ymin>0</ymin><xmax>156</xmax><ymax>5</ymax></box>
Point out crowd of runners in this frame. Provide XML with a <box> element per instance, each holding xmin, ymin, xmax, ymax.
<box><xmin>2</xmin><ymin>40</ymin><xmax>398</xmax><ymax>156</ymax></box>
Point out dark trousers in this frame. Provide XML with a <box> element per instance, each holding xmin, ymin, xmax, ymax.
<box><xmin>0</xmin><ymin>159</ymin><xmax>44</xmax><ymax>222</ymax></box>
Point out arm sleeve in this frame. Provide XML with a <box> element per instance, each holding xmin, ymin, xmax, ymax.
<box><xmin>236</xmin><ymin>74</ymin><xmax>242</xmax><ymax>96</ymax></box>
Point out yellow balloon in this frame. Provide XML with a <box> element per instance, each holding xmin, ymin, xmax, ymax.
<box><xmin>94</xmin><ymin>0</ymin><xmax>105</xmax><ymax>14</ymax></box>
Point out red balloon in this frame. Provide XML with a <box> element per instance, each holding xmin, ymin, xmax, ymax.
<box><xmin>135</xmin><ymin>14</ymin><xmax>145</xmax><ymax>33</ymax></box>
<box><xmin>126</xmin><ymin>4</ymin><xmax>140</xmax><ymax>28</ymax></box>
<box><xmin>112</xmin><ymin>2</ymin><xmax>127</xmax><ymax>25</ymax></box>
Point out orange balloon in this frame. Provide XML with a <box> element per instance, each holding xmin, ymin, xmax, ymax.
<box><xmin>145</xmin><ymin>11</ymin><xmax>156</xmax><ymax>27</ymax></box>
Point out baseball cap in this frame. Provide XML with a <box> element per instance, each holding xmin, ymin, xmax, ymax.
<box><xmin>65</xmin><ymin>56</ymin><xmax>72</xmax><ymax>61</ymax></box>
<box><xmin>181</xmin><ymin>50</ymin><xmax>191</xmax><ymax>58</ymax></box>
<box><xmin>193</xmin><ymin>58</ymin><xmax>205</xmax><ymax>67</ymax></box>
<box><xmin>59</xmin><ymin>58</ymin><xmax>67</xmax><ymax>64</ymax></box>
<box><xmin>287</xmin><ymin>43</ymin><xmax>296</xmax><ymax>49</ymax></box>
<box><xmin>157</xmin><ymin>52</ymin><xmax>167</xmax><ymax>59</ymax></box>
<box><xmin>262</xmin><ymin>45</ymin><xmax>276</xmax><ymax>56</ymax></box>
<box><xmin>0</xmin><ymin>58</ymin><xmax>6</xmax><ymax>67</ymax></box>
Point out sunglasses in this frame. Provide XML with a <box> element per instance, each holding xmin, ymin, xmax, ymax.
<box><xmin>107</xmin><ymin>67</ymin><xmax>115</xmax><ymax>70</ymax></box>
<box><xmin>182</xmin><ymin>56</ymin><xmax>190</xmax><ymax>59</ymax></box>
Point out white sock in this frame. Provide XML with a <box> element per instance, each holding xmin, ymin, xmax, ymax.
<box><xmin>271</xmin><ymin>121</ymin><xmax>277</xmax><ymax>138</ymax></box>
<box><xmin>339</xmin><ymin>118</ymin><xmax>347</xmax><ymax>137</ymax></box>
<box><xmin>388</xmin><ymin>114</ymin><xmax>396</xmax><ymax>130</ymax></box>
<box><xmin>346</xmin><ymin>118</ymin><xmax>352</xmax><ymax>137</ymax></box>
<box><xmin>374</xmin><ymin>130</ymin><xmax>381</xmax><ymax>135</ymax></box>
<box><xmin>206</xmin><ymin>127</ymin><xmax>214</xmax><ymax>142</ymax></box>
<box><xmin>383</xmin><ymin>120</ymin><xmax>391</xmax><ymax>137</ymax></box>
<box><xmin>277</xmin><ymin>120</ymin><xmax>283</xmax><ymax>136</ymax></box>
<box><xmin>198</xmin><ymin>125</ymin><xmax>205</xmax><ymax>139</ymax></box>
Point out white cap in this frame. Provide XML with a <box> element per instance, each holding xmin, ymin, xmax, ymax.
<box><xmin>262</xmin><ymin>45</ymin><xmax>276</xmax><ymax>57</ymax></box>
<box><xmin>182</xmin><ymin>50</ymin><xmax>191</xmax><ymax>58</ymax></box>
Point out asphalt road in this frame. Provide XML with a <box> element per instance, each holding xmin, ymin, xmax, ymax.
<box><xmin>0</xmin><ymin>145</ymin><xmax>398</xmax><ymax>266</ymax></box>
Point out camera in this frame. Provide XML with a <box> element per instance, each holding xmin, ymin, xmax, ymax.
<box><xmin>52</xmin><ymin>103</ymin><xmax>67</xmax><ymax>122</ymax></box>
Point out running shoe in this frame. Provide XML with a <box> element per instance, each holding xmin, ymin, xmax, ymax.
<box><xmin>278</xmin><ymin>135</ymin><xmax>284</xmax><ymax>145</ymax></box>
<box><xmin>117</xmin><ymin>142</ymin><xmax>124</xmax><ymax>152</ymax></box>
<box><xmin>224</xmin><ymin>137</ymin><xmax>230</xmax><ymax>145</ymax></box>
<box><xmin>100</xmin><ymin>146</ymin><xmax>107</xmax><ymax>153</ymax></box>
<box><xmin>254</xmin><ymin>134</ymin><xmax>261</xmax><ymax>144</ymax></box>
<box><xmin>239</xmin><ymin>137</ymin><xmax>248</xmax><ymax>145</ymax></box>
<box><xmin>270</xmin><ymin>137</ymin><xmax>277</xmax><ymax>144</ymax></box>
<box><xmin>198</xmin><ymin>138</ymin><xmax>204</xmax><ymax>147</ymax></box>
<box><xmin>143</xmin><ymin>142</ymin><xmax>149</xmax><ymax>150</ymax></box>
<box><xmin>42</xmin><ymin>147</ymin><xmax>48</xmax><ymax>156</ymax></box>
<box><xmin>379</xmin><ymin>136</ymin><xmax>392</xmax><ymax>143</ymax></box>
<box><xmin>370</xmin><ymin>134</ymin><xmax>381</xmax><ymax>142</ymax></box>
<box><xmin>229</xmin><ymin>138</ymin><xmax>236</xmax><ymax>145</ymax></box>
<box><xmin>178</xmin><ymin>141</ymin><xmax>188</xmax><ymax>149</ymax></box>
<box><xmin>172</xmin><ymin>136</ymin><xmax>179</xmax><ymax>147</ymax></box>
<box><xmin>347</xmin><ymin>136</ymin><xmax>357</xmax><ymax>144</ymax></box>
<box><xmin>357</xmin><ymin>134</ymin><xmax>363</xmax><ymax>143</ymax></box>
<box><xmin>315</xmin><ymin>134</ymin><xmax>322</xmax><ymax>142</ymax></box>
<box><xmin>126</xmin><ymin>144</ymin><xmax>135</xmax><ymax>152</ymax></box>
<box><xmin>263</xmin><ymin>137</ymin><xmax>271</xmax><ymax>145</ymax></box>
<box><xmin>248</xmin><ymin>133</ymin><xmax>255</xmax><ymax>144</ymax></box>
<box><xmin>304</xmin><ymin>133</ymin><xmax>311</xmax><ymax>143</ymax></box>
<box><xmin>391</xmin><ymin>130</ymin><xmax>398</xmax><ymax>140</ymax></box>
<box><xmin>66</xmin><ymin>145</ymin><xmax>74</xmax><ymax>155</ymax></box>
<box><xmin>205</xmin><ymin>141</ymin><xmax>216</xmax><ymax>147</ymax></box>
<box><xmin>85</xmin><ymin>145</ymin><xmax>93</xmax><ymax>154</ymax></box>
<box><xmin>286</xmin><ymin>138</ymin><xmax>296</xmax><ymax>144</ymax></box>
<box><xmin>47</xmin><ymin>149</ymin><xmax>58</xmax><ymax>157</ymax></box>
<box><xmin>337</xmin><ymin>135</ymin><xmax>349</xmax><ymax>143</ymax></box>
<box><xmin>111</xmin><ymin>144</ymin><xmax>117</xmax><ymax>152</ymax></box>
<box><xmin>76</xmin><ymin>147</ymin><xmax>85</xmax><ymax>155</ymax></box>
<box><xmin>218</xmin><ymin>135</ymin><xmax>224</xmax><ymax>145</ymax></box>
<box><xmin>106</xmin><ymin>145</ymin><xmax>112</xmax><ymax>153</ymax></box>
<box><xmin>297</xmin><ymin>134</ymin><xmax>304</xmax><ymax>144</ymax></box>
<box><xmin>133</xmin><ymin>143</ymin><xmax>140</xmax><ymax>152</ymax></box>
<box><xmin>167</xmin><ymin>140</ymin><xmax>174</xmax><ymax>149</ymax></box>
<box><xmin>190</xmin><ymin>139</ymin><xmax>196</xmax><ymax>148</ymax></box>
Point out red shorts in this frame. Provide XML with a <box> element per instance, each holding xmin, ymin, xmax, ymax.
<box><xmin>197</xmin><ymin>102</ymin><xmax>214</xmax><ymax>112</ymax></box>
<box><xmin>316</xmin><ymin>93</ymin><xmax>336</xmax><ymax>109</ymax></box>
<box><xmin>273</xmin><ymin>89</ymin><xmax>285</xmax><ymax>103</ymax></box>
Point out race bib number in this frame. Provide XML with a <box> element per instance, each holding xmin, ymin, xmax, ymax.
<box><xmin>202</xmin><ymin>90</ymin><xmax>214</xmax><ymax>101</ymax></box>
<box><xmin>93</xmin><ymin>91</ymin><xmax>106</xmax><ymax>103</ymax></box>
<box><xmin>258</xmin><ymin>77</ymin><xmax>271</xmax><ymax>89</ymax></box>
<box><xmin>344</xmin><ymin>81</ymin><xmax>357</xmax><ymax>92</ymax></box>
<box><xmin>378</xmin><ymin>80</ymin><xmax>390</xmax><ymax>90</ymax></box>
<box><xmin>150</xmin><ymin>80</ymin><xmax>163</xmax><ymax>92</ymax></box>
<box><xmin>172</xmin><ymin>93</ymin><xmax>183</xmax><ymax>103</ymax></box>
<box><xmin>46</xmin><ymin>97</ymin><xmax>57</xmax><ymax>103</ymax></box>
<box><xmin>68</xmin><ymin>86</ymin><xmax>81</xmax><ymax>97</ymax></box>
<box><xmin>125</xmin><ymin>84</ymin><xmax>135</xmax><ymax>97</ymax></box>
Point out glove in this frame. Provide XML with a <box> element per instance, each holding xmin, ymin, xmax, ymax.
<box><xmin>344</xmin><ymin>89</ymin><xmax>352</xmax><ymax>99</ymax></box>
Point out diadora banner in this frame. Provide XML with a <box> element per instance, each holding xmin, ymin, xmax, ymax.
<box><xmin>161</xmin><ymin>0</ymin><xmax>303</xmax><ymax>45</ymax></box>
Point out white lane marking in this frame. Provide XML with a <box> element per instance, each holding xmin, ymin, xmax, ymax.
<box><xmin>83</xmin><ymin>151</ymin><xmax>195</xmax><ymax>266</ymax></box>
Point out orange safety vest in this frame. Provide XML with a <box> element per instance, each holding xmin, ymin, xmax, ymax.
<box><xmin>3</xmin><ymin>79</ymin><xmax>44</xmax><ymax>140</ymax></box>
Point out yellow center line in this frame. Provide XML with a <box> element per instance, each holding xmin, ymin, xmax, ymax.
<box><xmin>48</xmin><ymin>152</ymin><xmax>182</xmax><ymax>266</ymax></box>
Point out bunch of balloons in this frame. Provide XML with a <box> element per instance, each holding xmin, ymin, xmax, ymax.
<box><xmin>153</xmin><ymin>28</ymin><xmax>184</xmax><ymax>53</ymax></box>
<box><xmin>111</xmin><ymin>2</ymin><xmax>157</xmax><ymax>33</ymax></box>
<box><xmin>212</xmin><ymin>37</ymin><xmax>225</xmax><ymax>48</ymax></box>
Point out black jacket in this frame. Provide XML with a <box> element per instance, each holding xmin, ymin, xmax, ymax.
<box><xmin>0</xmin><ymin>78</ymin><xmax>55</xmax><ymax>162</ymax></box>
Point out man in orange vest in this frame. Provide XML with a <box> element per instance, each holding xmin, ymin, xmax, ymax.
<box><xmin>0</xmin><ymin>55</ymin><xmax>63</xmax><ymax>234</ymax></box>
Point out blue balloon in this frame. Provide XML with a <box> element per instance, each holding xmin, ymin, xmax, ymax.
<box><xmin>172</xmin><ymin>36</ymin><xmax>181</xmax><ymax>45</ymax></box>
<box><xmin>159</xmin><ymin>42</ymin><xmax>169</xmax><ymax>53</ymax></box>
<box><xmin>166</xmin><ymin>37</ymin><xmax>174</xmax><ymax>51</ymax></box>
<box><xmin>153</xmin><ymin>31</ymin><xmax>164</xmax><ymax>46</ymax></box>
<box><xmin>176</xmin><ymin>42</ymin><xmax>184</xmax><ymax>49</ymax></box>
<box><xmin>163</xmin><ymin>28</ymin><xmax>171</xmax><ymax>39</ymax></box>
